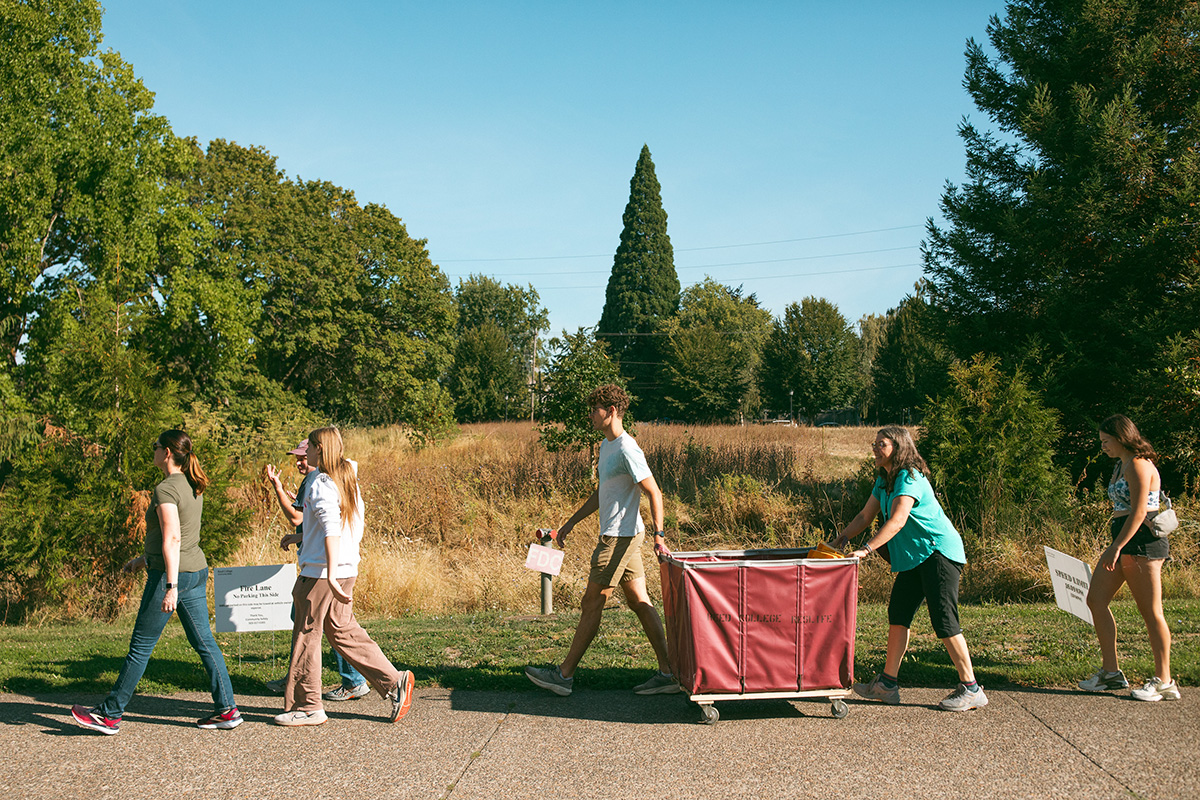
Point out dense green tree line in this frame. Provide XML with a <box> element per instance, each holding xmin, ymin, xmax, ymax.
<box><xmin>4</xmin><ymin>0</ymin><xmax>1197</xmax><ymax>616</ymax></box>
<box><xmin>925</xmin><ymin>0</ymin><xmax>1200</xmax><ymax>479</ymax></box>
<box><xmin>0</xmin><ymin>0</ymin><xmax>458</xmax><ymax>613</ymax></box>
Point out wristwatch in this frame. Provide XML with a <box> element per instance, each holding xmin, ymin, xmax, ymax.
<box><xmin>653</xmin><ymin>531</ymin><xmax>665</xmax><ymax>538</ymax></box>
<box><xmin>165</xmin><ymin>582</ymin><xmax>177</xmax><ymax>589</ymax></box>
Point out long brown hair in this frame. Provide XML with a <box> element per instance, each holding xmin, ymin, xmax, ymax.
<box><xmin>1099</xmin><ymin>414</ymin><xmax>1158</xmax><ymax>462</ymax></box>
<box><xmin>157</xmin><ymin>430</ymin><xmax>208</xmax><ymax>496</ymax></box>
<box><xmin>308</xmin><ymin>426</ymin><xmax>360</xmax><ymax>528</ymax></box>
<box><xmin>876</xmin><ymin>425</ymin><xmax>930</xmax><ymax>493</ymax></box>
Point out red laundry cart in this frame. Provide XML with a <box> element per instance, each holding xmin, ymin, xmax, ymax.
<box><xmin>660</xmin><ymin>547</ymin><xmax>858</xmax><ymax>724</ymax></box>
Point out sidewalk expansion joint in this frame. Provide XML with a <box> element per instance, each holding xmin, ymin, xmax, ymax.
<box><xmin>1003</xmin><ymin>691</ymin><xmax>1137</xmax><ymax>797</ymax></box>
<box><xmin>439</xmin><ymin>706</ymin><xmax>511</xmax><ymax>799</ymax></box>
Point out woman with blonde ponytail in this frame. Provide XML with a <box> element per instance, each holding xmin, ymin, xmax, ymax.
<box><xmin>274</xmin><ymin>427</ymin><xmax>415</xmax><ymax>727</ymax></box>
<box><xmin>70</xmin><ymin>430</ymin><xmax>242</xmax><ymax>735</ymax></box>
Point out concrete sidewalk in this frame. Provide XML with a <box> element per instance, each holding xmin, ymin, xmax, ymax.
<box><xmin>3</xmin><ymin>687</ymin><xmax>1194</xmax><ymax>799</ymax></box>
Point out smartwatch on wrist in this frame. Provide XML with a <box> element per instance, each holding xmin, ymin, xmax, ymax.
<box><xmin>165</xmin><ymin>582</ymin><xmax>177</xmax><ymax>589</ymax></box>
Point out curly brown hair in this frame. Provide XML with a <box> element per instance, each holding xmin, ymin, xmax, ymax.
<box><xmin>587</xmin><ymin>384</ymin><xmax>629</xmax><ymax>416</ymax></box>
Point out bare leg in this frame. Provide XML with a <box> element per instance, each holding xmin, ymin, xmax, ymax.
<box><xmin>1086</xmin><ymin>560</ymin><xmax>1127</xmax><ymax>673</ymax></box>
<box><xmin>622</xmin><ymin>577</ymin><xmax>671</xmax><ymax>673</ymax></box>
<box><xmin>942</xmin><ymin>633</ymin><xmax>977</xmax><ymax>684</ymax></box>
<box><xmin>1121</xmin><ymin>555</ymin><xmax>1172</xmax><ymax>682</ymax></box>
<box><xmin>559</xmin><ymin>581</ymin><xmax>613</xmax><ymax>678</ymax></box>
<box><xmin>882</xmin><ymin>625</ymin><xmax>910</xmax><ymax>678</ymax></box>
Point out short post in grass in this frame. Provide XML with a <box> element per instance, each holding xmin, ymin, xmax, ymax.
<box><xmin>538</xmin><ymin>528</ymin><xmax>555</xmax><ymax>614</ymax></box>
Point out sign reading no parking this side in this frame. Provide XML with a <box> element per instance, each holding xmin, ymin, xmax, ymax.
<box><xmin>214</xmin><ymin>564</ymin><xmax>296</xmax><ymax>633</ymax></box>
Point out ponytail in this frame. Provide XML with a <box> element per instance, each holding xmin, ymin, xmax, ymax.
<box><xmin>157</xmin><ymin>430</ymin><xmax>209</xmax><ymax>496</ymax></box>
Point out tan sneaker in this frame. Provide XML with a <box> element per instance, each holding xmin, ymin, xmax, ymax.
<box><xmin>273</xmin><ymin>709</ymin><xmax>327</xmax><ymax>726</ymax></box>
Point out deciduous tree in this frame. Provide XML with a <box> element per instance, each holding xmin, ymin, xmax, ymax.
<box><xmin>758</xmin><ymin>297</ymin><xmax>861</xmax><ymax>421</ymax></box>
<box><xmin>538</xmin><ymin>329</ymin><xmax>624</xmax><ymax>452</ymax></box>
<box><xmin>661</xmin><ymin>279</ymin><xmax>771</xmax><ymax>422</ymax></box>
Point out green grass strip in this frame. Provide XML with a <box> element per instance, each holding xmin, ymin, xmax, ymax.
<box><xmin>4</xmin><ymin>600</ymin><xmax>1196</xmax><ymax>696</ymax></box>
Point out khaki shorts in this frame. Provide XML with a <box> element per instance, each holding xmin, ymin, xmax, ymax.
<box><xmin>589</xmin><ymin>533</ymin><xmax>646</xmax><ymax>588</ymax></box>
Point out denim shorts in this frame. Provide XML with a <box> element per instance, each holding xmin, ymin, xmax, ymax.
<box><xmin>1111</xmin><ymin>517</ymin><xmax>1169</xmax><ymax>560</ymax></box>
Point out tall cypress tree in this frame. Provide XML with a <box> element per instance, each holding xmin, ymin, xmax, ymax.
<box><xmin>598</xmin><ymin>145</ymin><xmax>679</xmax><ymax>418</ymax></box>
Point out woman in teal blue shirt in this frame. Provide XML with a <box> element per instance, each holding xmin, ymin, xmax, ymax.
<box><xmin>833</xmin><ymin>425</ymin><xmax>987</xmax><ymax>712</ymax></box>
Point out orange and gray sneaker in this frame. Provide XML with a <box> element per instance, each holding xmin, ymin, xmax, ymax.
<box><xmin>388</xmin><ymin>670</ymin><xmax>415</xmax><ymax>722</ymax></box>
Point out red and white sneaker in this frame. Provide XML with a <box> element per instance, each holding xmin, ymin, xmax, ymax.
<box><xmin>70</xmin><ymin>705</ymin><xmax>119</xmax><ymax>735</ymax></box>
<box><xmin>197</xmin><ymin>708</ymin><xmax>243</xmax><ymax>729</ymax></box>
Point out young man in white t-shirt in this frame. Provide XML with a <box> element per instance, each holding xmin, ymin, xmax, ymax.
<box><xmin>525</xmin><ymin>384</ymin><xmax>679</xmax><ymax>696</ymax></box>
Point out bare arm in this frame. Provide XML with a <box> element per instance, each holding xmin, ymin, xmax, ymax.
<box><xmin>555</xmin><ymin>489</ymin><xmax>599</xmax><ymax>547</ymax></box>
<box><xmin>157</xmin><ymin>503</ymin><xmax>181</xmax><ymax>613</ymax></box>
<box><xmin>832</xmin><ymin>494</ymin><xmax>882</xmax><ymax>550</ymax></box>
<box><xmin>639</xmin><ymin>475</ymin><xmax>670</xmax><ymax>557</ymax></box>
<box><xmin>849</xmin><ymin>495</ymin><xmax>915</xmax><ymax>559</ymax></box>
<box><xmin>1100</xmin><ymin>457</ymin><xmax>1156</xmax><ymax>571</ymax></box>
<box><xmin>266</xmin><ymin>464</ymin><xmax>304</xmax><ymax>527</ymax></box>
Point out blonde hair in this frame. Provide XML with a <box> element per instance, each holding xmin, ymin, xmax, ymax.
<box><xmin>308</xmin><ymin>427</ymin><xmax>361</xmax><ymax>528</ymax></box>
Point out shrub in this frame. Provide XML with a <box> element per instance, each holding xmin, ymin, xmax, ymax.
<box><xmin>921</xmin><ymin>355</ymin><xmax>1071</xmax><ymax>529</ymax></box>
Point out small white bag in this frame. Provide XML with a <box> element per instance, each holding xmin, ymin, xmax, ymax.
<box><xmin>1147</xmin><ymin>493</ymin><xmax>1179</xmax><ymax>538</ymax></box>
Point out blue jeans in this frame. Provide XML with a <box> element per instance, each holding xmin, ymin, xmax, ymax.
<box><xmin>336</xmin><ymin>650</ymin><xmax>365</xmax><ymax>687</ymax></box>
<box><xmin>99</xmin><ymin>569</ymin><xmax>236</xmax><ymax>719</ymax></box>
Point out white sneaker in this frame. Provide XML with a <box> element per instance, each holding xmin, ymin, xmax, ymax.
<box><xmin>1078</xmin><ymin>668</ymin><xmax>1129</xmax><ymax>692</ymax></box>
<box><xmin>273</xmin><ymin>709</ymin><xmax>328</xmax><ymax>726</ymax></box>
<box><xmin>1131</xmin><ymin>677</ymin><xmax>1181</xmax><ymax>702</ymax></box>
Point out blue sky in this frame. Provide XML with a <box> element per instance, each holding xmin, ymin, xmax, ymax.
<box><xmin>99</xmin><ymin>1</ymin><xmax>1003</xmax><ymax>336</ymax></box>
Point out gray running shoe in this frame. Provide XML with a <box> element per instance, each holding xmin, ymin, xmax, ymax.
<box><xmin>1078</xmin><ymin>668</ymin><xmax>1129</xmax><ymax>692</ymax></box>
<box><xmin>1130</xmin><ymin>677</ymin><xmax>1181</xmax><ymax>702</ymax></box>
<box><xmin>852</xmin><ymin>674</ymin><xmax>900</xmax><ymax>705</ymax></box>
<box><xmin>525</xmin><ymin>665</ymin><xmax>573</xmax><ymax>696</ymax></box>
<box><xmin>939</xmin><ymin>683</ymin><xmax>989</xmax><ymax>712</ymax></box>
<box><xmin>323</xmin><ymin>682</ymin><xmax>370</xmax><ymax>701</ymax></box>
<box><xmin>264</xmin><ymin>677</ymin><xmax>287</xmax><ymax>694</ymax></box>
<box><xmin>633</xmin><ymin>671</ymin><xmax>681</xmax><ymax>695</ymax></box>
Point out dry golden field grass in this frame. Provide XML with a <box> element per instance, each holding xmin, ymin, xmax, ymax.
<box><xmin>229</xmin><ymin>422</ymin><xmax>1198</xmax><ymax>617</ymax></box>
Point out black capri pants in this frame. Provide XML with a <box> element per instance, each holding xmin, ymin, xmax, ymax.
<box><xmin>887</xmin><ymin>550</ymin><xmax>964</xmax><ymax>639</ymax></box>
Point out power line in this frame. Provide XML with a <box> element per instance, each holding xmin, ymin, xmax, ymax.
<box><xmin>534</xmin><ymin>261</ymin><xmax>922</xmax><ymax>291</ymax></box>
<box><xmin>437</xmin><ymin>224</ymin><xmax>922</xmax><ymax>264</ymax></box>
<box><xmin>445</xmin><ymin>246</ymin><xmax>919</xmax><ymax>280</ymax></box>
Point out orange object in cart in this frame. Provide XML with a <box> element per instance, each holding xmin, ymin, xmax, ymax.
<box><xmin>660</xmin><ymin>548</ymin><xmax>857</xmax><ymax>695</ymax></box>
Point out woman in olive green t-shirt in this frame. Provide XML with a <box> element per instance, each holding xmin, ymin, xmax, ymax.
<box><xmin>69</xmin><ymin>430</ymin><xmax>243</xmax><ymax>735</ymax></box>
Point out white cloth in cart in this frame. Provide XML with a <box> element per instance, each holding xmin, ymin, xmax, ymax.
<box><xmin>598</xmin><ymin>433</ymin><xmax>652</xmax><ymax>537</ymax></box>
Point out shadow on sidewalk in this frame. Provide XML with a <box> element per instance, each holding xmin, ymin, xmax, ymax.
<box><xmin>445</xmin><ymin>686</ymin><xmax>852</xmax><ymax>725</ymax></box>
